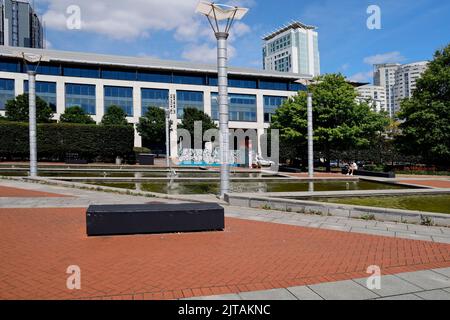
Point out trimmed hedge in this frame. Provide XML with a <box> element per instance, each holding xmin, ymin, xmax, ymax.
<box><xmin>0</xmin><ymin>122</ymin><xmax>134</xmax><ymax>162</ymax></box>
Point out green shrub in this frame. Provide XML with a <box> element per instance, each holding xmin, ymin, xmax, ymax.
<box><xmin>0</xmin><ymin>122</ymin><xmax>134</xmax><ymax>162</ymax></box>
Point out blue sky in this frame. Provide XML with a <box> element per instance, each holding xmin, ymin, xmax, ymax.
<box><xmin>35</xmin><ymin>0</ymin><xmax>450</xmax><ymax>83</ymax></box>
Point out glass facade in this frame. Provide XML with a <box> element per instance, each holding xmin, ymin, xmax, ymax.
<box><xmin>208</xmin><ymin>77</ymin><xmax>258</xmax><ymax>89</ymax></box>
<box><xmin>0</xmin><ymin>57</ymin><xmax>302</xmax><ymax>92</ymax></box>
<box><xmin>64</xmin><ymin>66</ymin><xmax>100</xmax><ymax>78</ymax></box>
<box><xmin>297</xmin><ymin>32</ymin><xmax>309</xmax><ymax>75</ymax></box>
<box><xmin>0</xmin><ymin>79</ymin><xmax>15</xmax><ymax>110</ymax></box>
<box><xmin>65</xmin><ymin>83</ymin><xmax>96</xmax><ymax>115</ymax></box>
<box><xmin>141</xmin><ymin>88</ymin><xmax>169</xmax><ymax>115</ymax></box>
<box><xmin>264</xmin><ymin>96</ymin><xmax>287</xmax><ymax>123</ymax></box>
<box><xmin>173</xmin><ymin>74</ymin><xmax>206</xmax><ymax>86</ymax></box>
<box><xmin>0</xmin><ymin>60</ymin><xmax>20</xmax><ymax>73</ymax></box>
<box><xmin>104</xmin><ymin>86</ymin><xmax>134</xmax><ymax>116</ymax></box>
<box><xmin>211</xmin><ymin>93</ymin><xmax>257</xmax><ymax>122</ymax></box>
<box><xmin>259</xmin><ymin>80</ymin><xmax>289</xmax><ymax>91</ymax></box>
<box><xmin>176</xmin><ymin>90</ymin><xmax>204</xmax><ymax>118</ymax></box>
<box><xmin>138</xmin><ymin>71</ymin><xmax>172</xmax><ymax>83</ymax></box>
<box><xmin>24</xmin><ymin>81</ymin><xmax>57</xmax><ymax>111</ymax></box>
<box><xmin>102</xmin><ymin>69</ymin><xmax>137</xmax><ymax>81</ymax></box>
<box><xmin>313</xmin><ymin>34</ymin><xmax>320</xmax><ymax>76</ymax></box>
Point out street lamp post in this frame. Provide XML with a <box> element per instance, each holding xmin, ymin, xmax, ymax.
<box><xmin>28</xmin><ymin>70</ymin><xmax>37</xmax><ymax>177</ymax></box>
<box><xmin>15</xmin><ymin>52</ymin><xmax>49</xmax><ymax>178</ymax></box>
<box><xmin>307</xmin><ymin>93</ymin><xmax>314</xmax><ymax>178</ymax></box>
<box><xmin>196</xmin><ymin>1</ymin><xmax>249</xmax><ymax>198</ymax></box>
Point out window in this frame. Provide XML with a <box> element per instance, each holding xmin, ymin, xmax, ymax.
<box><xmin>31</xmin><ymin>63</ymin><xmax>61</xmax><ymax>76</ymax></box>
<box><xmin>289</xmin><ymin>82</ymin><xmax>305</xmax><ymax>92</ymax></box>
<box><xmin>176</xmin><ymin>90</ymin><xmax>204</xmax><ymax>118</ymax></box>
<box><xmin>0</xmin><ymin>60</ymin><xmax>20</xmax><ymax>73</ymax></box>
<box><xmin>264</xmin><ymin>96</ymin><xmax>287</xmax><ymax>123</ymax></box>
<box><xmin>24</xmin><ymin>81</ymin><xmax>57</xmax><ymax>112</ymax></box>
<box><xmin>64</xmin><ymin>66</ymin><xmax>100</xmax><ymax>78</ymax></box>
<box><xmin>211</xmin><ymin>93</ymin><xmax>257</xmax><ymax>122</ymax></box>
<box><xmin>102</xmin><ymin>69</ymin><xmax>137</xmax><ymax>81</ymax></box>
<box><xmin>138</xmin><ymin>71</ymin><xmax>172</xmax><ymax>83</ymax></box>
<box><xmin>208</xmin><ymin>77</ymin><xmax>257</xmax><ymax>89</ymax></box>
<box><xmin>141</xmin><ymin>88</ymin><xmax>169</xmax><ymax>115</ymax></box>
<box><xmin>173</xmin><ymin>73</ymin><xmax>206</xmax><ymax>85</ymax></box>
<box><xmin>0</xmin><ymin>79</ymin><xmax>15</xmax><ymax>110</ymax></box>
<box><xmin>104</xmin><ymin>86</ymin><xmax>133</xmax><ymax>116</ymax></box>
<box><xmin>65</xmin><ymin>83</ymin><xmax>96</xmax><ymax>115</ymax></box>
<box><xmin>259</xmin><ymin>80</ymin><xmax>288</xmax><ymax>91</ymax></box>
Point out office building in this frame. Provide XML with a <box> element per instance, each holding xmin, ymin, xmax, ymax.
<box><xmin>0</xmin><ymin>46</ymin><xmax>310</xmax><ymax>158</ymax></box>
<box><xmin>0</xmin><ymin>0</ymin><xmax>44</xmax><ymax>48</ymax></box>
<box><xmin>356</xmin><ymin>84</ymin><xmax>387</xmax><ymax>113</ymax></box>
<box><xmin>373</xmin><ymin>61</ymin><xmax>428</xmax><ymax>117</ymax></box>
<box><xmin>262</xmin><ymin>21</ymin><xmax>320</xmax><ymax>77</ymax></box>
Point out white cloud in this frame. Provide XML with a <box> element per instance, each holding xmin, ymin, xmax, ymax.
<box><xmin>182</xmin><ymin>43</ymin><xmax>236</xmax><ymax>64</ymax></box>
<box><xmin>348</xmin><ymin>71</ymin><xmax>372</xmax><ymax>83</ymax></box>
<box><xmin>44</xmin><ymin>39</ymin><xmax>52</xmax><ymax>49</ymax></box>
<box><xmin>41</xmin><ymin>0</ymin><xmax>201</xmax><ymax>40</ymax></box>
<box><xmin>363</xmin><ymin>51</ymin><xmax>405</xmax><ymax>65</ymax></box>
<box><xmin>41</xmin><ymin>0</ymin><xmax>253</xmax><ymax>63</ymax></box>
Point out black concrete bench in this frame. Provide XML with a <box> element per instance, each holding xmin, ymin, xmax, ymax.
<box><xmin>86</xmin><ymin>203</ymin><xmax>225</xmax><ymax>236</ymax></box>
<box><xmin>354</xmin><ymin>170</ymin><xmax>396</xmax><ymax>178</ymax></box>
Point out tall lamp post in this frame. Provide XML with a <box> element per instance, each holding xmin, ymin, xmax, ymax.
<box><xmin>15</xmin><ymin>52</ymin><xmax>49</xmax><ymax>178</ymax></box>
<box><xmin>307</xmin><ymin>93</ymin><xmax>314</xmax><ymax>179</ymax></box>
<box><xmin>196</xmin><ymin>1</ymin><xmax>249</xmax><ymax>198</ymax></box>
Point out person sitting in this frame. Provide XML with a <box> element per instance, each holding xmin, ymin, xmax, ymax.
<box><xmin>348</xmin><ymin>162</ymin><xmax>358</xmax><ymax>176</ymax></box>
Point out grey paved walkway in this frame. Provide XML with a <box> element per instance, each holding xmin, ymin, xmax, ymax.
<box><xmin>184</xmin><ymin>267</ymin><xmax>450</xmax><ymax>300</ymax></box>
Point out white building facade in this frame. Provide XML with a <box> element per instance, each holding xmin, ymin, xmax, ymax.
<box><xmin>0</xmin><ymin>47</ymin><xmax>310</xmax><ymax>160</ymax></box>
<box><xmin>356</xmin><ymin>84</ymin><xmax>387</xmax><ymax>113</ymax></box>
<box><xmin>262</xmin><ymin>21</ymin><xmax>320</xmax><ymax>77</ymax></box>
<box><xmin>374</xmin><ymin>61</ymin><xmax>428</xmax><ymax>118</ymax></box>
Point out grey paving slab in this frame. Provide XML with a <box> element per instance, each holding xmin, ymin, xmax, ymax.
<box><xmin>308</xmin><ymin>280</ymin><xmax>379</xmax><ymax>300</ymax></box>
<box><xmin>395</xmin><ymin>232</ymin><xmax>433</xmax><ymax>242</ymax></box>
<box><xmin>444</xmin><ymin>288</ymin><xmax>450</xmax><ymax>293</ymax></box>
<box><xmin>414</xmin><ymin>289</ymin><xmax>450</xmax><ymax>300</ymax></box>
<box><xmin>377</xmin><ymin>294</ymin><xmax>423</xmax><ymax>300</ymax></box>
<box><xmin>238</xmin><ymin>289</ymin><xmax>297</xmax><ymax>300</ymax></box>
<box><xmin>287</xmin><ymin>286</ymin><xmax>323</xmax><ymax>300</ymax></box>
<box><xmin>353</xmin><ymin>275</ymin><xmax>422</xmax><ymax>297</ymax></box>
<box><xmin>395</xmin><ymin>270</ymin><xmax>450</xmax><ymax>290</ymax></box>
<box><xmin>382</xmin><ymin>223</ymin><xmax>408</xmax><ymax>231</ymax></box>
<box><xmin>194</xmin><ymin>294</ymin><xmax>242</xmax><ymax>300</ymax></box>
<box><xmin>319</xmin><ymin>223</ymin><xmax>351</xmax><ymax>232</ymax></box>
<box><xmin>431</xmin><ymin>268</ymin><xmax>450</xmax><ymax>278</ymax></box>
<box><xmin>431</xmin><ymin>236</ymin><xmax>450</xmax><ymax>244</ymax></box>
<box><xmin>350</xmin><ymin>227</ymin><xmax>396</xmax><ymax>237</ymax></box>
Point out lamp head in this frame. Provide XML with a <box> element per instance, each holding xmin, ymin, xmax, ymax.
<box><xmin>196</xmin><ymin>1</ymin><xmax>249</xmax><ymax>34</ymax></box>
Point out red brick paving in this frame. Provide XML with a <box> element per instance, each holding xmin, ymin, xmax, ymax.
<box><xmin>0</xmin><ymin>186</ymin><xmax>68</xmax><ymax>198</ymax></box>
<box><xmin>402</xmin><ymin>180</ymin><xmax>450</xmax><ymax>188</ymax></box>
<box><xmin>1</xmin><ymin>207</ymin><xmax>450</xmax><ymax>300</ymax></box>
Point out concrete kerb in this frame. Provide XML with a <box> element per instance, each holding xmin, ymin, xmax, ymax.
<box><xmin>8</xmin><ymin>176</ymin><xmax>213</xmax><ymax>204</ymax></box>
<box><xmin>224</xmin><ymin>192</ymin><xmax>450</xmax><ymax>227</ymax></box>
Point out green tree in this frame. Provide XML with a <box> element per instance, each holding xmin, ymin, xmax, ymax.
<box><xmin>179</xmin><ymin>107</ymin><xmax>217</xmax><ymax>136</ymax></box>
<box><xmin>271</xmin><ymin>74</ymin><xmax>389</xmax><ymax>171</ymax></box>
<box><xmin>397</xmin><ymin>44</ymin><xmax>450</xmax><ymax>165</ymax></box>
<box><xmin>136</xmin><ymin>106</ymin><xmax>166</xmax><ymax>146</ymax></box>
<box><xmin>5</xmin><ymin>93</ymin><xmax>53</xmax><ymax>123</ymax></box>
<box><xmin>59</xmin><ymin>106</ymin><xmax>96</xmax><ymax>124</ymax></box>
<box><xmin>101</xmin><ymin>105</ymin><xmax>129</xmax><ymax>126</ymax></box>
